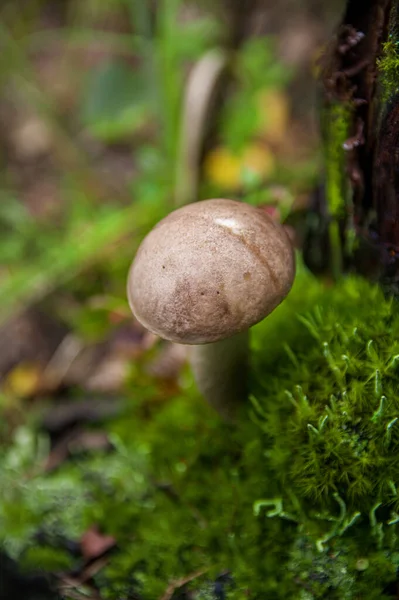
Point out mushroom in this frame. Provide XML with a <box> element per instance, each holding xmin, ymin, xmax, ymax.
<box><xmin>127</xmin><ymin>198</ymin><xmax>295</xmax><ymax>420</ymax></box>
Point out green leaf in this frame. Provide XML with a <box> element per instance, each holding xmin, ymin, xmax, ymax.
<box><xmin>80</xmin><ymin>60</ymin><xmax>151</xmax><ymax>141</ymax></box>
<box><xmin>220</xmin><ymin>93</ymin><xmax>259</xmax><ymax>151</ymax></box>
<box><xmin>237</xmin><ymin>37</ymin><xmax>291</xmax><ymax>91</ymax></box>
<box><xmin>173</xmin><ymin>16</ymin><xmax>221</xmax><ymax>61</ymax></box>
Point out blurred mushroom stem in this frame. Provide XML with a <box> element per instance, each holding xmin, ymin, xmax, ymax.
<box><xmin>189</xmin><ymin>330</ymin><xmax>248</xmax><ymax>421</ymax></box>
<box><xmin>175</xmin><ymin>49</ymin><xmax>228</xmax><ymax>206</ymax></box>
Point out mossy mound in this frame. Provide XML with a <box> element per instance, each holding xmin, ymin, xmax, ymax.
<box><xmin>253</xmin><ymin>271</ymin><xmax>399</xmax><ymax>515</ymax></box>
<box><xmin>2</xmin><ymin>270</ymin><xmax>399</xmax><ymax>599</ymax></box>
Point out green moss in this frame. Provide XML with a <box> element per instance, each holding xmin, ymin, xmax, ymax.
<box><xmin>2</xmin><ymin>270</ymin><xmax>399</xmax><ymax>598</ymax></box>
<box><xmin>377</xmin><ymin>4</ymin><xmax>399</xmax><ymax>103</ymax></box>
<box><xmin>377</xmin><ymin>39</ymin><xmax>399</xmax><ymax>100</ymax></box>
<box><xmin>253</xmin><ymin>275</ymin><xmax>399</xmax><ymax>513</ymax></box>
<box><xmin>322</xmin><ymin>102</ymin><xmax>353</xmax><ymax>278</ymax></box>
<box><xmin>323</xmin><ymin>103</ymin><xmax>351</xmax><ymax>221</ymax></box>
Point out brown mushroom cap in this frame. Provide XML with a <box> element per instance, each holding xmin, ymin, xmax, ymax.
<box><xmin>127</xmin><ymin>199</ymin><xmax>295</xmax><ymax>344</ymax></box>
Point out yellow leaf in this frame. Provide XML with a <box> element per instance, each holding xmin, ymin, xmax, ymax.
<box><xmin>3</xmin><ymin>363</ymin><xmax>42</xmax><ymax>398</ymax></box>
<box><xmin>203</xmin><ymin>147</ymin><xmax>241</xmax><ymax>189</ymax></box>
<box><xmin>257</xmin><ymin>89</ymin><xmax>290</xmax><ymax>144</ymax></box>
<box><xmin>204</xmin><ymin>143</ymin><xmax>275</xmax><ymax>190</ymax></box>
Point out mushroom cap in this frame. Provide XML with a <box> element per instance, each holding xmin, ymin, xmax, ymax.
<box><xmin>127</xmin><ymin>199</ymin><xmax>295</xmax><ymax>344</ymax></box>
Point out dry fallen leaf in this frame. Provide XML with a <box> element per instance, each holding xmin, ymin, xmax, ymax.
<box><xmin>80</xmin><ymin>526</ymin><xmax>116</xmax><ymax>562</ymax></box>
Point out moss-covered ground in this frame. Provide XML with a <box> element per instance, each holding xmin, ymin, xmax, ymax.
<box><xmin>2</xmin><ymin>267</ymin><xmax>399</xmax><ymax>599</ymax></box>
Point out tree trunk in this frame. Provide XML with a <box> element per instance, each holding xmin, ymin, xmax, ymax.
<box><xmin>305</xmin><ymin>0</ymin><xmax>399</xmax><ymax>294</ymax></box>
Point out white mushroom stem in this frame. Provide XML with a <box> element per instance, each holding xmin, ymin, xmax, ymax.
<box><xmin>189</xmin><ymin>330</ymin><xmax>249</xmax><ymax>420</ymax></box>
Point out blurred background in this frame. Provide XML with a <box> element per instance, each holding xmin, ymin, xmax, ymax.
<box><xmin>0</xmin><ymin>0</ymin><xmax>346</xmax><ymax>596</ymax></box>
<box><xmin>0</xmin><ymin>0</ymin><xmax>344</xmax><ymax>402</ymax></box>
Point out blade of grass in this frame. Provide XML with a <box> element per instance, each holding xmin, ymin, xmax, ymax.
<box><xmin>0</xmin><ymin>202</ymin><xmax>165</xmax><ymax>324</ymax></box>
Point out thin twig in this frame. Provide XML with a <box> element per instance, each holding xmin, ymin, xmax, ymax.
<box><xmin>159</xmin><ymin>568</ymin><xmax>209</xmax><ymax>600</ymax></box>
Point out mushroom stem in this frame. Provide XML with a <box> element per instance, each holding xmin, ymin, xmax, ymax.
<box><xmin>190</xmin><ymin>330</ymin><xmax>249</xmax><ymax>420</ymax></box>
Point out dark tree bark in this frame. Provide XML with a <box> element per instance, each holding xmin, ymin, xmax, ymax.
<box><xmin>305</xmin><ymin>0</ymin><xmax>399</xmax><ymax>293</ymax></box>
